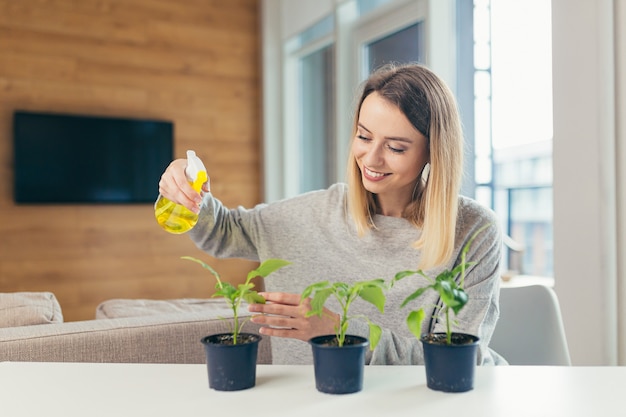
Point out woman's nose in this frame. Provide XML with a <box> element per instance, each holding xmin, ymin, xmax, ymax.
<box><xmin>362</xmin><ymin>143</ymin><xmax>384</xmax><ymax>166</ymax></box>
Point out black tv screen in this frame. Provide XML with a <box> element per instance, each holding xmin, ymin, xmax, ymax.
<box><xmin>13</xmin><ymin>110</ymin><xmax>174</xmax><ymax>204</ymax></box>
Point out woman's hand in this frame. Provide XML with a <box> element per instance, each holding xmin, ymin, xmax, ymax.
<box><xmin>158</xmin><ymin>158</ymin><xmax>209</xmax><ymax>213</ymax></box>
<box><xmin>248</xmin><ymin>292</ymin><xmax>340</xmax><ymax>341</ymax></box>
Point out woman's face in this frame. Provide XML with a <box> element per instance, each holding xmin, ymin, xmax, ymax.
<box><xmin>352</xmin><ymin>92</ymin><xmax>429</xmax><ymax>214</ymax></box>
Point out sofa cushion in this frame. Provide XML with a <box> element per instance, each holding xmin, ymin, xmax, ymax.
<box><xmin>0</xmin><ymin>311</ymin><xmax>271</xmax><ymax>364</ymax></box>
<box><xmin>96</xmin><ymin>298</ymin><xmax>241</xmax><ymax>320</ymax></box>
<box><xmin>0</xmin><ymin>292</ymin><xmax>63</xmax><ymax>328</ymax></box>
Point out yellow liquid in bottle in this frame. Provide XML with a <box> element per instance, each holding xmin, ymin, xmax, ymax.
<box><xmin>155</xmin><ymin>171</ymin><xmax>208</xmax><ymax>234</ymax></box>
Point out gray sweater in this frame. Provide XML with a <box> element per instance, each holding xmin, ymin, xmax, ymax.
<box><xmin>190</xmin><ymin>183</ymin><xmax>505</xmax><ymax>365</ymax></box>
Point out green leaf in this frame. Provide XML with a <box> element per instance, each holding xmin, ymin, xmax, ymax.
<box><xmin>333</xmin><ymin>282</ymin><xmax>351</xmax><ymax>299</ymax></box>
<box><xmin>392</xmin><ymin>269</ymin><xmax>430</xmax><ymax>287</ymax></box>
<box><xmin>214</xmin><ymin>283</ymin><xmax>237</xmax><ymax>300</ymax></box>
<box><xmin>368</xmin><ymin>322</ymin><xmax>382</xmax><ymax>349</ymax></box>
<box><xmin>301</xmin><ymin>281</ymin><xmax>330</xmax><ymax>300</ymax></box>
<box><xmin>238</xmin><ymin>283</ymin><xmax>254</xmax><ymax>293</ymax></box>
<box><xmin>406</xmin><ymin>309</ymin><xmax>425</xmax><ymax>339</ymax></box>
<box><xmin>248</xmin><ymin>259</ymin><xmax>291</xmax><ymax>280</ymax></box>
<box><xmin>307</xmin><ymin>288</ymin><xmax>333</xmax><ymax>317</ymax></box>
<box><xmin>434</xmin><ymin>269</ymin><xmax>455</xmax><ymax>283</ymax></box>
<box><xmin>393</xmin><ymin>270</ymin><xmax>419</xmax><ymax>281</ymax></box>
<box><xmin>243</xmin><ymin>291</ymin><xmax>266</xmax><ymax>304</ymax></box>
<box><xmin>450</xmin><ymin>290</ymin><xmax>468</xmax><ymax>314</ymax></box>
<box><xmin>358</xmin><ymin>286</ymin><xmax>386</xmax><ymax>313</ymax></box>
<box><xmin>361</xmin><ymin>278</ymin><xmax>387</xmax><ymax>287</ymax></box>
<box><xmin>400</xmin><ymin>286</ymin><xmax>432</xmax><ymax>307</ymax></box>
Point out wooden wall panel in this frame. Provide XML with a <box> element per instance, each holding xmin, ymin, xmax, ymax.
<box><xmin>0</xmin><ymin>0</ymin><xmax>262</xmax><ymax>321</ymax></box>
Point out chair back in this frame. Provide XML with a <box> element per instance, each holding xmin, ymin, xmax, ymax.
<box><xmin>490</xmin><ymin>284</ymin><xmax>572</xmax><ymax>365</ymax></box>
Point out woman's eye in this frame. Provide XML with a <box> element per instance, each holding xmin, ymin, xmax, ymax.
<box><xmin>357</xmin><ymin>135</ymin><xmax>371</xmax><ymax>141</ymax></box>
<box><xmin>388</xmin><ymin>145</ymin><xmax>405</xmax><ymax>154</ymax></box>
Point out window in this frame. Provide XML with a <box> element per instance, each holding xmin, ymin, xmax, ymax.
<box><xmin>365</xmin><ymin>22</ymin><xmax>424</xmax><ymax>72</ymax></box>
<box><xmin>284</xmin><ymin>14</ymin><xmax>336</xmax><ymax>195</ymax></box>
<box><xmin>282</xmin><ymin>0</ymin><xmax>428</xmax><ymax>197</ymax></box>
<box><xmin>472</xmin><ymin>0</ymin><xmax>553</xmax><ymax>277</ymax></box>
<box><xmin>299</xmin><ymin>46</ymin><xmax>336</xmax><ymax>192</ymax></box>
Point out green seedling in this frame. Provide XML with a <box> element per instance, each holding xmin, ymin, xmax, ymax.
<box><xmin>392</xmin><ymin>224</ymin><xmax>490</xmax><ymax>345</ymax></box>
<box><xmin>182</xmin><ymin>256</ymin><xmax>291</xmax><ymax>344</ymax></box>
<box><xmin>301</xmin><ymin>279</ymin><xmax>388</xmax><ymax>349</ymax></box>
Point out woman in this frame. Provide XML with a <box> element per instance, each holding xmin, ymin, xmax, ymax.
<box><xmin>158</xmin><ymin>63</ymin><xmax>505</xmax><ymax>365</ymax></box>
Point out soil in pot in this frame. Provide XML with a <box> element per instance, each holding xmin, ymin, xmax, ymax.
<box><xmin>201</xmin><ymin>333</ymin><xmax>261</xmax><ymax>391</ymax></box>
<box><xmin>422</xmin><ymin>333</ymin><xmax>477</xmax><ymax>345</ymax></box>
<box><xmin>309</xmin><ymin>334</ymin><xmax>369</xmax><ymax>395</ymax></box>
<box><xmin>421</xmin><ymin>332</ymin><xmax>479</xmax><ymax>393</ymax></box>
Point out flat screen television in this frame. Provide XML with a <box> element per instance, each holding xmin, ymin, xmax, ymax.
<box><xmin>13</xmin><ymin>110</ymin><xmax>174</xmax><ymax>204</ymax></box>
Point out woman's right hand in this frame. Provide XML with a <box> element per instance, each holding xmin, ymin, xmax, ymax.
<box><xmin>158</xmin><ymin>159</ymin><xmax>207</xmax><ymax>214</ymax></box>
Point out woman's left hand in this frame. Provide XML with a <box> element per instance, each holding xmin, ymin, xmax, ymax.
<box><xmin>248</xmin><ymin>292</ymin><xmax>339</xmax><ymax>341</ymax></box>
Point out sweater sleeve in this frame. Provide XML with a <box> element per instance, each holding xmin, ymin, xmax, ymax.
<box><xmin>188</xmin><ymin>192</ymin><xmax>264</xmax><ymax>261</ymax></box>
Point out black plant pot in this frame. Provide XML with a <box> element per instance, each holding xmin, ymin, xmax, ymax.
<box><xmin>309</xmin><ymin>334</ymin><xmax>369</xmax><ymax>394</ymax></box>
<box><xmin>201</xmin><ymin>332</ymin><xmax>261</xmax><ymax>391</ymax></box>
<box><xmin>421</xmin><ymin>332</ymin><xmax>480</xmax><ymax>393</ymax></box>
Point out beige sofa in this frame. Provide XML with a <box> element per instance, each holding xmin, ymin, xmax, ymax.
<box><xmin>0</xmin><ymin>293</ymin><xmax>271</xmax><ymax>364</ymax></box>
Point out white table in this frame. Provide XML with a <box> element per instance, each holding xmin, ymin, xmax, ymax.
<box><xmin>0</xmin><ymin>361</ymin><xmax>622</xmax><ymax>416</ymax></box>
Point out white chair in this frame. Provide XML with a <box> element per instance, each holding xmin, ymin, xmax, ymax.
<box><xmin>490</xmin><ymin>284</ymin><xmax>572</xmax><ymax>365</ymax></box>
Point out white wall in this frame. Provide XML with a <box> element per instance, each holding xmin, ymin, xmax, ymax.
<box><xmin>552</xmin><ymin>0</ymin><xmax>622</xmax><ymax>365</ymax></box>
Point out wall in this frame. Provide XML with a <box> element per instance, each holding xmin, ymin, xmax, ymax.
<box><xmin>0</xmin><ymin>0</ymin><xmax>261</xmax><ymax>321</ymax></box>
<box><xmin>617</xmin><ymin>0</ymin><xmax>626</xmax><ymax>365</ymax></box>
<box><xmin>552</xmin><ymin>0</ymin><xmax>625</xmax><ymax>365</ymax></box>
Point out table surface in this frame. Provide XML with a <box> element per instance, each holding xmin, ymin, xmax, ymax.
<box><xmin>1</xmin><ymin>362</ymin><xmax>623</xmax><ymax>416</ymax></box>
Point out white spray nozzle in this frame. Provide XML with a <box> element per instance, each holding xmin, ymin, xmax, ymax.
<box><xmin>185</xmin><ymin>150</ymin><xmax>207</xmax><ymax>182</ymax></box>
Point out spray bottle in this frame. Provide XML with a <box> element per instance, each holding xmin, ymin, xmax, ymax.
<box><xmin>154</xmin><ymin>150</ymin><xmax>208</xmax><ymax>234</ymax></box>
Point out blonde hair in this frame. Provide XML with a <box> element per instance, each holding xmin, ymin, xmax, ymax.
<box><xmin>347</xmin><ymin>63</ymin><xmax>463</xmax><ymax>270</ymax></box>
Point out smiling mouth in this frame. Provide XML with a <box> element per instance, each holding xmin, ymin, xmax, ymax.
<box><xmin>364</xmin><ymin>167</ymin><xmax>389</xmax><ymax>179</ymax></box>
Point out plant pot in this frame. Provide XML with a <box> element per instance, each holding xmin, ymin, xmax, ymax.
<box><xmin>421</xmin><ymin>332</ymin><xmax>480</xmax><ymax>393</ymax></box>
<box><xmin>309</xmin><ymin>334</ymin><xmax>369</xmax><ymax>394</ymax></box>
<box><xmin>201</xmin><ymin>332</ymin><xmax>261</xmax><ymax>391</ymax></box>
